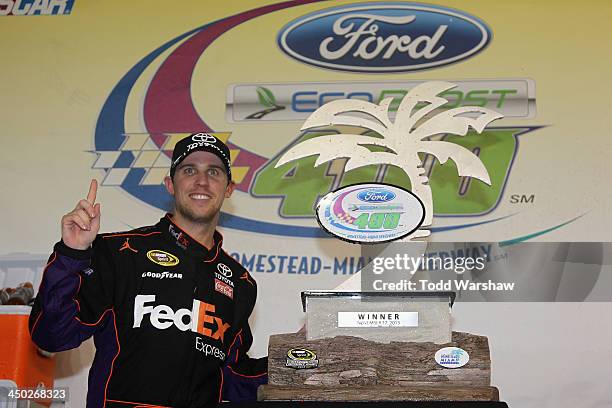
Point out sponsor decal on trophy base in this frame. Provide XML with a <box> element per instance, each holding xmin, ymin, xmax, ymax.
<box><xmin>286</xmin><ymin>348</ymin><xmax>319</xmax><ymax>369</ymax></box>
<box><xmin>435</xmin><ymin>347</ymin><xmax>470</xmax><ymax>368</ymax></box>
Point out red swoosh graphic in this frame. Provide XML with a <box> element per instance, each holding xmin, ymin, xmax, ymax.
<box><xmin>142</xmin><ymin>0</ymin><xmax>324</xmax><ymax>190</ymax></box>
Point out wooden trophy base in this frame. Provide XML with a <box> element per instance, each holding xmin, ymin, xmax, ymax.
<box><xmin>260</xmin><ymin>331</ymin><xmax>499</xmax><ymax>402</ymax></box>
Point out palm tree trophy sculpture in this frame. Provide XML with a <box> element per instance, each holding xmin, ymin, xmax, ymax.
<box><xmin>276</xmin><ymin>81</ymin><xmax>503</xmax><ymax>241</ymax></box>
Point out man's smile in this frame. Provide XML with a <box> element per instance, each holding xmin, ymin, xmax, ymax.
<box><xmin>189</xmin><ymin>193</ymin><xmax>212</xmax><ymax>200</ymax></box>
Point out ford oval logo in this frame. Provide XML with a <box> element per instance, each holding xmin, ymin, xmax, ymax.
<box><xmin>357</xmin><ymin>189</ymin><xmax>396</xmax><ymax>203</ymax></box>
<box><xmin>277</xmin><ymin>2</ymin><xmax>491</xmax><ymax>72</ymax></box>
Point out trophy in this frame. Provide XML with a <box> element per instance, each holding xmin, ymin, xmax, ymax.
<box><xmin>258</xmin><ymin>82</ymin><xmax>503</xmax><ymax>402</ymax></box>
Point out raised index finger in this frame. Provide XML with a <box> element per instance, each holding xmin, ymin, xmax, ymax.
<box><xmin>86</xmin><ymin>179</ymin><xmax>98</xmax><ymax>204</ymax></box>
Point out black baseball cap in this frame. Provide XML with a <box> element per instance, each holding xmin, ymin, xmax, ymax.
<box><xmin>170</xmin><ymin>133</ymin><xmax>232</xmax><ymax>180</ymax></box>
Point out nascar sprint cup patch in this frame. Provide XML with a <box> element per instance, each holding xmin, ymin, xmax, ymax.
<box><xmin>286</xmin><ymin>348</ymin><xmax>319</xmax><ymax>369</ymax></box>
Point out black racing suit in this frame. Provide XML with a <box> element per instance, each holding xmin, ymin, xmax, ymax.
<box><xmin>29</xmin><ymin>215</ymin><xmax>267</xmax><ymax>407</ymax></box>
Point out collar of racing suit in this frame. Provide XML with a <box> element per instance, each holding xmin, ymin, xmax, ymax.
<box><xmin>159</xmin><ymin>214</ymin><xmax>224</xmax><ymax>262</ymax></box>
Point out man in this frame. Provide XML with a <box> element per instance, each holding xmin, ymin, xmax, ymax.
<box><xmin>30</xmin><ymin>133</ymin><xmax>267</xmax><ymax>407</ymax></box>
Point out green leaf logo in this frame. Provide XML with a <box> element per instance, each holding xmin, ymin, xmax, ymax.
<box><xmin>256</xmin><ymin>87</ymin><xmax>277</xmax><ymax>108</ymax></box>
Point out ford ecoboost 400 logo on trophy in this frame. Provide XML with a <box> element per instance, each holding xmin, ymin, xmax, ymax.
<box><xmin>315</xmin><ymin>183</ymin><xmax>425</xmax><ymax>244</ymax></box>
<box><xmin>277</xmin><ymin>2</ymin><xmax>491</xmax><ymax>73</ymax></box>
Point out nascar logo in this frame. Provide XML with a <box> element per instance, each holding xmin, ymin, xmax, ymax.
<box><xmin>147</xmin><ymin>250</ymin><xmax>180</xmax><ymax>267</ymax></box>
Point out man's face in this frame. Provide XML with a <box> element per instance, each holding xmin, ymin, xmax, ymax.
<box><xmin>164</xmin><ymin>151</ymin><xmax>234</xmax><ymax>225</ymax></box>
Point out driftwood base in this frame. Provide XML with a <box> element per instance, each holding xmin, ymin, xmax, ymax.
<box><xmin>263</xmin><ymin>331</ymin><xmax>497</xmax><ymax>402</ymax></box>
<box><xmin>258</xmin><ymin>384</ymin><xmax>500</xmax><ymax>402</ymax></box>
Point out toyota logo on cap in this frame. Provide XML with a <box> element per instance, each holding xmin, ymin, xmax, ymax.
<box><xmin>169</xmin><ymin>132</ymin><xmax>232</xmax><ymax>179</ymax></box>
<box><xmin>191</xmin><ymin>133</ymin><xmax>218</xmax><ymax>144</ymax></box>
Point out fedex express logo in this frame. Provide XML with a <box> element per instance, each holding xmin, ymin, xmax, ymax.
<box><xmin>133</xmin><ymin>295</ymin><xmax>230</xmax><ymax>341</ymax></box>
<box><xmin>0</xmin><ymin>0</ymin><xmax>74</xmax><ymax>16</ymax></box>
<box><xmin>92</xmin><ymin>2</ymin><xmax>550</xmax><ymax>239</ymax></box>
<box><xmin>134</xmin><ymin>295</ymin><xmax>230</xmax><ymax>352</ymax></box>
<box><xmin>277</xmin><ymin>3</ymin><xmax>490</xmax><ymax>72</ymax></box>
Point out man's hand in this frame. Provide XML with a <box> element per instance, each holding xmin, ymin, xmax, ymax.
<box><xmin>61</xmin><ymin>179</ymin><xmax>101</xmax><ymax>250</ymax></box>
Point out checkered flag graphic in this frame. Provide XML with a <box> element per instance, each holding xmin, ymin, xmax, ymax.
<box><xmin>92</xmin><ymin>133</ymin><xmax>245</xmax><ymax>186</ymax></box>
